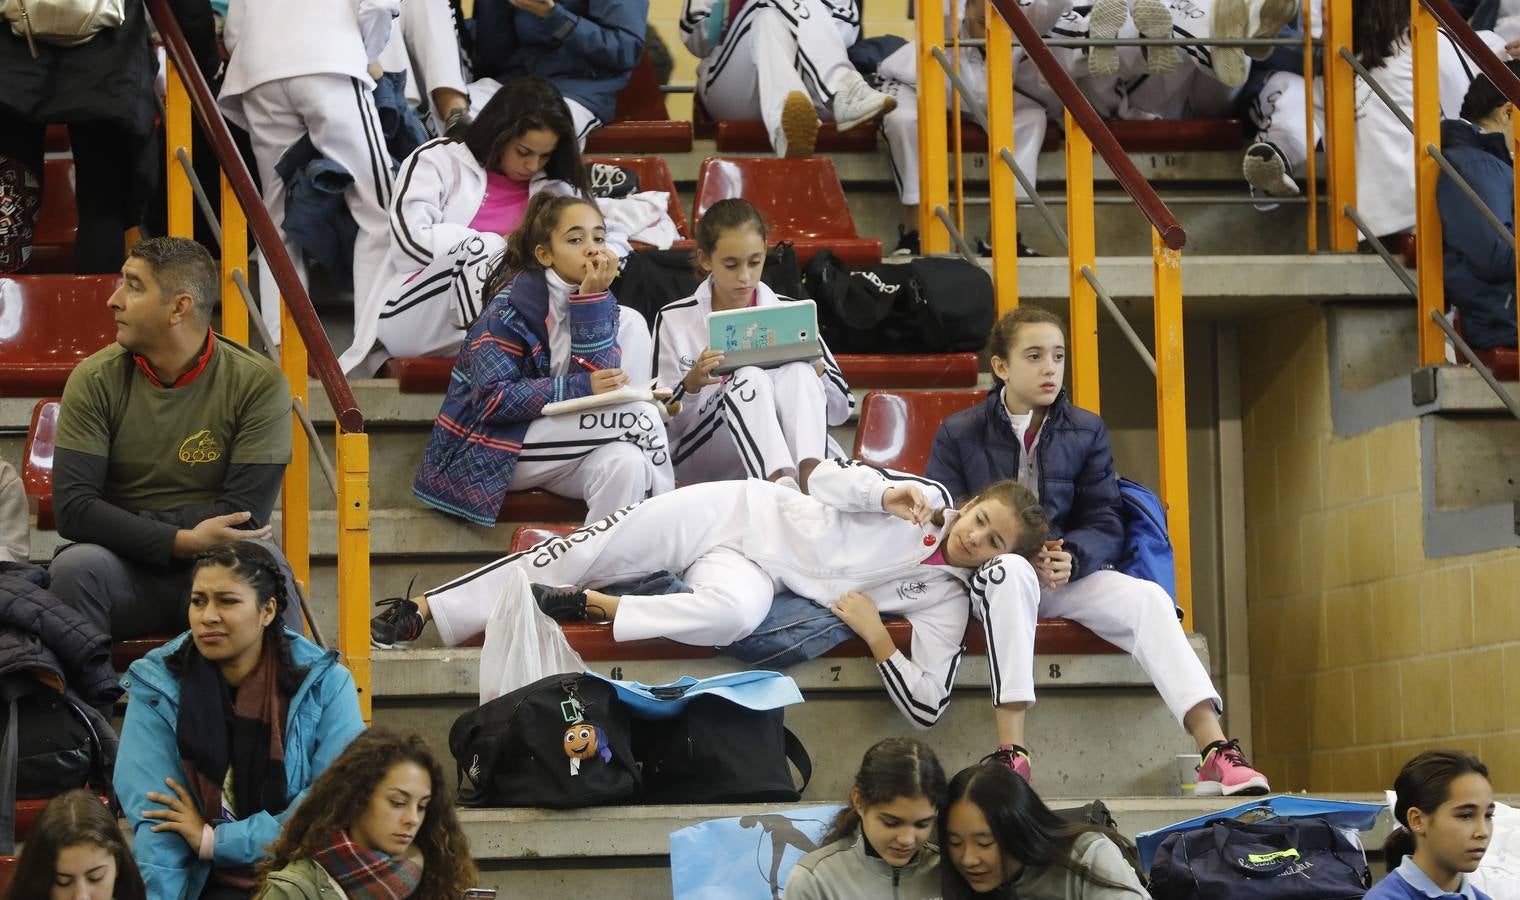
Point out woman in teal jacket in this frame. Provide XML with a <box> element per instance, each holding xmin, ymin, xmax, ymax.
<box><xmin>113</xmin><ymin>542</ymin><xmax>365</xmax><ymax>900</ymax></box>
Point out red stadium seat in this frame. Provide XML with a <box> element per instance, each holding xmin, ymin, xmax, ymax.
<box><xmin>0</xmin><ymin>275</ymin><xmax>119</xmax><ymax>396</ymax></box>
<box><xmin>498</xmin><ymin>491</ymin><xmax>587</xmax><ymax>524</ymax></box>
<box><xmin>0</xmin><ymin>854</ymin><xmax>14</xmax><ymax>895</ymax></box>
<box><xmin>585</xmin><ymin>155</ymin><xmax>691</xmax><ymax>238</ymax></box>
<box><xmin>693</xmin><ymin>157</ymin><xmax>881</xmax><ymax>265</ymax></box>
<box><xmin>376</xmin><ymin>356</ymin><xmax>452</xmax><ymax>392</ymax></box>
<box><xmin>12</xmin><ymin>794</ymin><xmax>110</xmax><ymax>846</ymax></box>
<box><xmin>691</xmin><ymin>94</ymin><xmax>878</xmax><ymax>152</ymax></box>
<box><xmin>1452</xmin><ymin>310</ymin><xmax>1519</xmax><ymax>381</ymax></box>
<box><xmin>584</xmin><ymin>53</ymin><xmax>694</xmax><ymax>153</ymax></box>
<box><xmin>837</xmin><ymin>354</ymin><xmax>980</xmax><ymax>389</ymax></box>
<box><xmin>23</xmin><ymin>399</ymin><xmax>58</xmax><ymax>531</ymax></box>
<box><xmin>853</xmin><ymin>389</ymin><xmax>985</xmax><ymax>474</ymax></box>
<box><xmin>27</xmin><ymin>158</ymin><xmax>78</xmax><ymax>273</ymax></box>
<box><xmin>45</xmin><ymin>124</ymin><xmax>70</xmax><ymax>152</ymax></box>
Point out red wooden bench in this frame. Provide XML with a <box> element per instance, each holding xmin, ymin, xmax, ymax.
<box><xmin>853</xmin><ymin>389</ymin><xmax>985</xmax><ymax>472</ymax></box>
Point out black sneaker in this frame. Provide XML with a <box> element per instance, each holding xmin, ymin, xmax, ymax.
<box><xmin>893</xmin><ymin>226</ymin><xmax>920</xmax><ymax>257</ymax></box>
<box><xmin>532</xmin><ymin>584</ymin><xmax>592</xmax><ymax>622</ymax></box>
<box><xmin>370</xmin><ymin>596</ymin><xmax>424</xmax><ymax>648</ymax></box>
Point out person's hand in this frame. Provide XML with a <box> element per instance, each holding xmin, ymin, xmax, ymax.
<box><xmin>589</xmin><ymin>368</ymin><xmax>630</xmax><ymax>394</ymax></box>
<box><xmin>812</xmin><ymin>359</ymin><xmax>826</xmax><ymax>377</ymax></box>
<box><xmin>143</xmin><ymin>777</ymin><xmax>207</xmax><ymax>850</ymax></box>
<box><xmin>883</xmin><ymin>485</ymin><xmax>932</xmax><ymax>525</ymax></box>
<box><xmin>682</xmin><ymin>349</ymin><xmax>725</xmax><ymax>393</ymax></box>
<box><xmin>1035</xmin><ymin>539</ymin><xmax>1072</xmax><ymax>588</ymax></box>
<box><xmin>180</xmin><ymin>511</ymin><xmax>269</xmax><ymax>556</ymax></box>
<box><xmin>579</xmin><ymin>248</ymin><xmax>617</xmax><ymax>294</ymax></box>
<box><xmin>832</xmin><ymin>591</ymin><xmax>891</xmax><ymax>646</ymax></box>
<box><xmin>510</xmin><ymin>0</ymin><xmax>556</xmax><ymax>17</ymax></box>
<box><xmin>1506</xmin><ymin>36</ymin><xmax>1520</xmax><ymax>59</ymax></box>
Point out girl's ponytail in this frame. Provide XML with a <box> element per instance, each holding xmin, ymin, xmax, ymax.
<box><xmin>1382</xmin><ymin>826</ymin><xmax>1416</xmax><ymax>874</ymax></box>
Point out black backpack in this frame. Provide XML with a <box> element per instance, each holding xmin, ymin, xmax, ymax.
<box><xmin>1054</xmin><ymin>799</ymin><xmax>1148</xmax><ymax>887</ymax></box>
<box><xmin>802</xmin><ymin>250</ymin><xmax>994</xmax><ymax>353</ymax></box>
<box><xmin>0</xmin><ymin>674</ymin><xmax>117</xmax><ymax>853</ymax></box>
<box><xmin>612</xmin><ymin>241</ymin><xmax>803</xmax><ymax>325</ymax></box>
<box><xmin>450</xmin><ymin>673</ymin><xmax>641</xmax><ymax>809</ymax></box>
<box><xmin>633</xmin><ymin>695</ymin><xmax>811</xmax><ymax>804</ymax></box>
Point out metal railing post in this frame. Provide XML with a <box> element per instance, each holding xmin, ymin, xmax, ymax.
<box><xmin>165</xmin><ymin>60</ymin><xmax>194</xmax><ymax>238</ymax></box>
<box><xmin>918</xmin><ymin>2</ymin><xmax>952</xmax><ymax>254</ymax></box>
<box><xmin>986</xmin><ymin>10</ymin><xmax>1020</xmax><ymax>312</ymax></box>
<box><xmin>1065</xmin><ymin>112</ymin><xmax>1101</xmax><ymax>413</ymax></box>
<box><xmin>1302</xmin><ymin>0</ymin><xmax>1319</xmax><ymax>252</ymax></box>
<box><xmin>1152</xmin><ymin>229</ymin><xmax>1193</xmax><ymax>629</ymax></box>
<box><xmin>280</xmin><ymin>304</ymin><xmax>312</xmax><ymax>602</ymax></box>
<box><xmin>1323</xmin><ymin>0</ymin><xmax>1358</xmax><ymax>249</ymax></box>
<box><xmin>336</xmin><ymin>429</ymin><xmax>373</xmax><ymax>723</ymax></box>
<box><xmin>221</xmin><ymin>173</ymin><xmax>249</xmax><ymax>345</ymax></box>
<box><xmin>1412</xmin><ymin>0</ymin><xmax>1447</xmax><ymax>366</ymax></box>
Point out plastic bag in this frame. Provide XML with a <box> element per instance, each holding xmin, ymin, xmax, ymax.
<box><xmin>478</xmin><ymin>567</ymin><xmax>586</xmax><ymax>705</ymax></box>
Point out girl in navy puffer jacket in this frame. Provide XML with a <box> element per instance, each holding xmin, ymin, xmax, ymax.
<box><xmin>925</xmin><ymin>308</ymin><xmax>1268</xmax><ymax>796</ymax></box>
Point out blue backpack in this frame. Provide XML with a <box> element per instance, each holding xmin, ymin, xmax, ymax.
<box><xmin>1115</xmin><ymin>477</ymin><xmax>1178</xmax><ymax>606</ymax></box>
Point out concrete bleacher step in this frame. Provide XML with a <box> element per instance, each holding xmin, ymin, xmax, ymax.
<box><xmin>372</xmin><ymin>636</ymin><xmax>1208</xmax><ymax>802</ymax></box>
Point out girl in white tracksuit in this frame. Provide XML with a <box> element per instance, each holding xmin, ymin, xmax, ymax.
<box><xmin>375</xmin><ymin>459</ymin><xmax>1051</xmax><ymax>729</ymax></box>
<box><xmin>679</xmin><ymin>0</ymin><xmax>897</xmax><ymax>157</ymax></box>
<box><xmin>341</xmin><ymin>76</ymin><xmax>646</xmax><ymax>376</ymax></box>
<box><xmin>1244</xmin><ymin>0</ymin><xmax>1510</xmax><ymax>237</ymax></box>
<box><xmin>219</xmin><ymin>0</ymin><xmax>398</xmax><ymax>349</ymax></box>
<box><xmin>652</xmin><ymin>199</ymin><xmax>852</xmax><ymax>484</ymax></box>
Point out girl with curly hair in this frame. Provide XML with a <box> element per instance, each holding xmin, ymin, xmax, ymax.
<box><xmin>256</xmin><ymin>728</ymin><xmax>479</xmax><ymax>899</ymax></box>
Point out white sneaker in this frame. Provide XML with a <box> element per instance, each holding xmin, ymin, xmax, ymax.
<box><xmin>1247</xmin><ymin>0</ymin><xmax>1300</xmax><ymax>59</ymax></box>
<box><xmin>1086</xmin><ymin>0</ymin><xmax>1128</xmax><ymax>78</ymax></box>
<box><xmin>831</xmin><ymin>75</ymin><xmax>897</xmax><ymax>133</ymax></box>
<box><xmin>773</xmin><ymin>89</ymin><xmax>820</xmax><ymax>158</ymax></box>
<box><xmin>1241</xmin><ymin>141</ymin><xmax>1300</xmax><ymax>197</ymax></box>
<box><xmin>1132</xmin><ymin>0</ymin><xmax>1177</xmax><ymax>74</ymax></box>
<box><xmin>1209</xmin><ymin>0</ymin><xmax>1249</xmax><ymax>86</ymax></box>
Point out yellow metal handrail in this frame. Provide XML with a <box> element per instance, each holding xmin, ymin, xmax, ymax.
<box><xmin>916</xmin><ymin>0</ymin><xmax>1196</xmax><ymax>627</ymax></box>
<box><xmin>149</xmin><ymin>0</ymin><xmax>375</xmax><ymax>720</ymax></box>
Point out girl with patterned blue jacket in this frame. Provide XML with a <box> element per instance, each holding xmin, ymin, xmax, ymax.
<box><xmin>412</xmin><ymin>193</ymin><xmax>673</xmax><ymax>529</ymax></box>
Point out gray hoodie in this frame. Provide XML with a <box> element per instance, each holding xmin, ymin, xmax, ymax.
<box><xmin>785</xmin><ymin>833</ymin><xmax>942</xmax><ymax>900</ymax></box>
<box><xmin>998</xmin><ymin>832</ymin><xmax>1149</xmax><ymax>899</ymax></box>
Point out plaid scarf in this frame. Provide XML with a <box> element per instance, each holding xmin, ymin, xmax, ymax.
<box><xmin>176</xmin><ymin>633</ymin><xmax>291</xmax><ymax>829</ymax></box>
<box><xmin>312</xmin><ymin>828</ymin><xmax>424</xmax><ymax>900</ymax></box>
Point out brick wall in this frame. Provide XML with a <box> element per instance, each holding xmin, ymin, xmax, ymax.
<box><xmin>1241</xmin><ymin>307</ymin><xmax>1520</xmax><ymax>792</ymax></box>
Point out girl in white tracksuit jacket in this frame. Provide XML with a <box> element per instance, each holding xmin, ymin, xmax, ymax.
<box><xmin>387</xmin><ymin>459</ymin><xmax>1050</xmax><ymax>729</ymax></box>
<box><xmin>341</xmin><ymin>76</ymin><xmax>644</xmax><ymax>375</ymax></box>
<box><xmin>652</xmin><ymin>199</ymin><xmax>852</xmax><ymax>484</ymax></box>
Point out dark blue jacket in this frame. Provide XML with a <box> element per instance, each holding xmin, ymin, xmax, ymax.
<box><xmin>1437</xmin><ymin>118</ymin><xmax>1519</xmax><ymax>351</ymax></box>
<box><xmin>472</xmin><ymin>0</ymin><xmax>648</xmax><ymax>125</ymax></box>
<box><xmin>924</xmin><ymin>389</ymin><xmax>1123</xmax><ymax>580</ymax></box>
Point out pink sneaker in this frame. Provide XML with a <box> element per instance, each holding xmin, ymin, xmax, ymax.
<box><xmin>1197</xmin><ymin>739</ymin><xmax>1270</xmax><ymax>796</ymax></box>
<box><xmin>984</xmin><ymin>746</ymin><xmax>1033</xmax><ymax>784</ymax></box>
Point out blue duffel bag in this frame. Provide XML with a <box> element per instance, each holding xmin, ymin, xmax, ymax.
<box><xmin>1149</xmin><ymin>815</ymin><xmax>1370</xmax><ymax>899</ymax></box>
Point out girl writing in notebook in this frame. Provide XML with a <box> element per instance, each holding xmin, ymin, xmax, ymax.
<box><xmin>410</xmin><ymin>193</ymin><xmax>674</xmax><ymax>532</ymax></box>
<box><xmin>652</xmin><ymin>199</ymin><xmax>852</xmax><ymax>487</ymax></box>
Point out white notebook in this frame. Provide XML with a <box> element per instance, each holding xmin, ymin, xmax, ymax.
<box><xmin>541</xmin><ymin>386</ymin><xmax>670</xmax><ymax>417</ymax></box>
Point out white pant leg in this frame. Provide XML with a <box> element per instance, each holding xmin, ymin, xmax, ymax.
<box><xmin>508</xmin><ymin>400</ymin><xmax>675</xmax><ymax>522</ymax></box>
<box><xmin>612</xmin><ymin>545</ymin><xmax>777</xmax><ymax>646</ymax></box>
<box><xmin>240</xmin><ymin>80</ymin><xmax>312</xmax><ymax>345</ymax></box>
<box><xmin>617</xmin><ymin>306</ymin><xmax>654</xmax><ymax>385</ymax></box>
<box><xmin>564</xmin><ymin>97</ymin><xmax>602</xmax><ymax>151</ymax></box>
<box><xmin>274</xmin><ymin>74</ymin><xmax>396</xmax><ymax>338</ymax></box>
<box><xmin>426</xmin><ymin>480</ymin><xmax>753</xmax><ymax>645</ymax></box>
<box><xmin>1250</xmin><ymin>70</ymin><xmax>1319</xmax><ymax>176</ymax></box>
<box><xmin>722</xmin><ymin>365</ymin><xmax>800</xmax><ymax>478</ymax></box>
<box><xmin>400</xmin><ymin>0</ymin><xmax>468</xmax><ymax>127</ymax></box>
<box><xmin>375</xmin><ymin>232</ymin><xmax>496</xmax><ymax>358</ymax></box>
<box><xmin>968</xmin><ymin>554</ymin><xmax>1044</xmax><ymax>706</ymax></box>
<box><xmin>879</xmin><ymin>78</ymin><xmax>921</xmax><ymax>205</ymax></box>
<box><xmin>767</xmin><ymin>360</ymin><xmax>829</xmax><ymax>465</ymax></box>
<box><xmin>1039</xmin><ymin>570</ymin><xmax>1221</xmax><ymax>726</ymax></box>
<box><xmin>671</xmin><ymin>389</ymin><xmax>749</xmax><ymax>483</ymax></box>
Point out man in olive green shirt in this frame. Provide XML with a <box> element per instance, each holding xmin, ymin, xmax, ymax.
<box><xmin>49</xmin><ymin>237</ymin><xmax>302</xmax><ymax>640</ymax></box>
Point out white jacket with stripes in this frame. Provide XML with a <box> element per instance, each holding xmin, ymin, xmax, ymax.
<box><xmin>678</xmin><ymin>0</ymin><xmax>861</xmax><ymax>59</ymax></box>
<box><xmin>651</xmin><ymin>279</ymin><xmax>852</xmax><ymax>460</ymax></box>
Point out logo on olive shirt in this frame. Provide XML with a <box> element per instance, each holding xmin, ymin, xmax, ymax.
<box><xmin>178</xmin><ymin>429</ymin><xmax>223</xmax><ymax>464</ymax></box>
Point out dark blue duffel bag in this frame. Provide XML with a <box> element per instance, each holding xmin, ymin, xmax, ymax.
<box><xmin>1149</xmin><ymin>815</ymin><xmax>1370</xmax><ymax>899</ymax></box>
